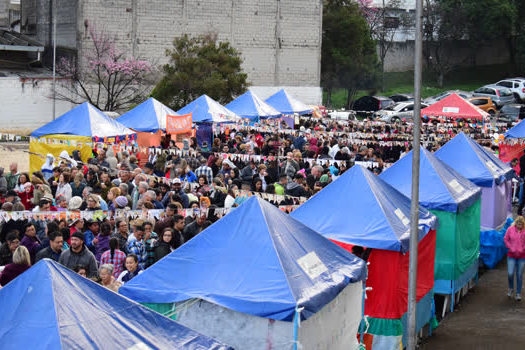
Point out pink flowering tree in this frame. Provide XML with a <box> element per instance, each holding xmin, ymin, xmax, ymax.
<box><xmin>56</xmin><ymin>26</ymin><xmax>154</xmax><ymax>111</ymax></box>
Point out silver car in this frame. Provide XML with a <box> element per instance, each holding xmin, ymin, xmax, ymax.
<box><xmin>375</xmin><ymin>101</ymin><xmax>428</xmax><ymax>123</ymax></box>
<box><xmin>423</xmin><ymin>90</ymin><xmax>472</xmax><ymax>105</ymax></box>
<box><xmin>472</xmin><ymin>85</ymin><xmax>514</xmax><ymax>107</ymax></box>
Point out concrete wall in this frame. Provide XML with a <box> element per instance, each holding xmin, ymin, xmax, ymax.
<box><xmin>0</xmin><ymin>0</ymin><xmax>9</xmax><ymax>27</ymax></box>
<box><xmin>383</xmin><ymin>40</ymin><xmax>511</xmax><ymax>72</ymax></box>
<box><xmin>0</xmin><ymin>76</ymin><xmax>74</xmax><ymax>131</ymax></box>
<box><xmin>77</xmin><ymin>0</ymin><xmax>322</xmax><ymax>87</ymax></box>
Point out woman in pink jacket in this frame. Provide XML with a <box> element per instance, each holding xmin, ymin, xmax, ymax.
<box><xmin>504</xmin><ymin>216</ymin><xmax>525</xmax><ymax>301</ymax></box>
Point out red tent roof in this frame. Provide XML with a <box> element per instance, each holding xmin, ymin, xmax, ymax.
<box><xmin>421</xmin><ymin>93</ymin><xmax>488</xmax><ymax>120</ymax></box>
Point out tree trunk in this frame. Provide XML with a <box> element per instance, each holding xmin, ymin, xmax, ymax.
<box><xmin>346</xmin><ymin>88</ymin><xmax>356</xmax><ymax>110</ymax></box>
<box><xmin>326</xmin><ymin>87</ymin><xmax>332</xmax><ymax>108</ymax></box>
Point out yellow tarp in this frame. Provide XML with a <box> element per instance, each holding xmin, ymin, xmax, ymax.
<box><xmin>29</xmin><ymin>134</ymin><xmax>93</xmax><ymax>174</ymax></box>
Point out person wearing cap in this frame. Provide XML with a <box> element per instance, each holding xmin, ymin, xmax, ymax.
<box><xmin>84</xmin><ymin>220</ymin><xmax>100</xmax><ymax>254</ymax></box>
<box><xmin>114</xmin><ymin>195</ymin><xmax>129</xmax><ymax>210</ymax></box>
<box><xmin>58</xmin><ymin>231</ymin><xmax>98</xmax><ymax>278</ymax></box>
<box><xmin>163</xmin><ymin>178</ymin><xmax>189</xmax><ymax>208</ymax></box>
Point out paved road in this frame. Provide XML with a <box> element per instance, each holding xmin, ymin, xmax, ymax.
<box><xmin>421</xmin><ymin>260</ymin><xmax>525</xmax><ymax>349</ymax></box>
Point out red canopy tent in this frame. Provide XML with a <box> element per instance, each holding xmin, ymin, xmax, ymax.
<box><xmin>421</xmin><ymin>93</ymin><xmax>489</xmax><ymax>120</ymax></box>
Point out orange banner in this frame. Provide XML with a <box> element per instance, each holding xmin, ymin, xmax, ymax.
<box><xmin>166</xmin><ymin>114</ymin><xmax>192</xmax><ymax>135</ymax></box>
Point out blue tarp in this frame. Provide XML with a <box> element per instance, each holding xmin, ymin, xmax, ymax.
<box><xmin>0</xmin><ymin>259</ymin><xmax>231</xmax><ymax>350</ymax></box>
<box><xmin>176</xmin><ymin>95</ymin><xmax>240</xmax><ymax>123</ymax></box>
<box><xmin>117</xmin><ymin>97</ymin><xmax>178</xmax><ymax>132</ymax></box>
<box><xmin>291</xmin><ymin>165</ymin><xmax>437</xmax><ymax>253</ymax></box>
<box><xmin>31</xmin><ymin>102</ymin><xmax>135</xmax><ymax>138</ymax></box>
<box><xmin>380</xmin><ymin>146</ymin><xmax>481</xmax><ymax>213</ymax></box>
<box><xmin>480</xmin><ymin>217</ymin><xmax>513</xmax><ymax>268</ymax></box>
<box><xmin>225</xmin><ymin>90</ymin><xmax>281</xmax><ymax>120</ymax></box>
<box><xmin>505</xmin><ymin>119</ymin><xmax>525</xmax><ymax>138</ymax></box>
<box><xmin>120</xmin><ymin>197</ymin><xmax>366</xmax><ymax>322</ymax></box>
<box><xmin>435</xmin><ymin>132</ymin><xmax>514</xmax><ymax>187</ymax></box>
<box><xmin>264</xmin><ymin>89</ymin><xmax>313</xmax><ymax>115</ymax></box>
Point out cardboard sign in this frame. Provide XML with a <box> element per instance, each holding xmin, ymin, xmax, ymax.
<box><xmin>166</xmin><ymin>114</ymin><xmax>192</xmax><ymax>134</ymax></box>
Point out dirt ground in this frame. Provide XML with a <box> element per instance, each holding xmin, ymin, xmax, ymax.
<box><xmin>421</xmin><ymin>260</ymin><xmax>525</xmax><ymax>349</ymax></box>
<box><xmin>0</xmin><ymin>143</ymin><xmax>29</xmax><ymax>173</ymax></box>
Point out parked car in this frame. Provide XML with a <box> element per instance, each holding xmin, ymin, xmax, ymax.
<box><xmin>352</xmin><ymin>96</ymin><xmax>394</xmax><ymax>113</ymax></box>
<box><xmin>374</xmin><ymin>101</ymin><xmax>429</xmax><ymax>123</ymax></box>
<box><xmin>498</xmin><ymin>104</ymin><xmax>525</xmax><ymax>122</ymax></box>
<box><xmin>468</xmin><ymin>97</ymin><xmax>497</xmax><ymax>116</ymax></box>
<box><xmin>328</xmin><ymin>110</ymin><xmax>355</xmax><ymax>121</ymax></box>
<box><xmin>423</xmin><ymin>90</ymin><xmax>472</xmax><ymax>105</ymax></box>
<box><xmin>389</xmin><ymin>93</ymin><xmax>414</xmax><ymax>103</ymax></box>
<box><xmin>495</xmin><ymin>79</ymin><xmax>525</xmax><ymax>102</ymax></box>
<box><xmin>472</xmin><ymin>85</ymin><xmax>514</xmax><ymax>107</ymax></box>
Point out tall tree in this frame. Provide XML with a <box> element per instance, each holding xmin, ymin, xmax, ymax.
<box><xmin>152</xmin><ymin>34</ymin><xmax>248</xmax><ymax>110</ymax></box>
<box><xmin>322</xmin><ymin>0</ymin><xmax>379</xmax><ymax>109</ymax></box>
<box><xmin>56</xmin><ymin>27</ymin><xmax>153</xmax><ymax>111</ymax></box>
<box><xmin>422</xmin><ymin>0</ymin><xmax>467</xmax><ymax>87</ymax></box>
<box><xmin>359</xmin><ymin>0</ymin><xmax>412</xmax><ymax>90</ymax></box>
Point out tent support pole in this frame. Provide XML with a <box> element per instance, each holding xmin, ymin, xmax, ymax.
<box><xmin>407</xmin><ymin>0</ymin><xmax>423</xmax><ymax>348</ymax></box>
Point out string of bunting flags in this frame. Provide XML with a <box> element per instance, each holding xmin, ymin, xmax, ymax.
<box><xmin>0</xmin><ymin>204</ymin><xmax>300</xmax><ymax>223</ymax></box>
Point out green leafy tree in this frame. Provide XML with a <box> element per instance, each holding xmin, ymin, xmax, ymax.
<box><xmin>152</xmin><ymin>33</ymin><xmax>248</xmax><ymax>110</ymax></box>
<box><xmin>322</xmin><ymin>0</ymin><xmax>379</xmax><ymax>109</ymax></box>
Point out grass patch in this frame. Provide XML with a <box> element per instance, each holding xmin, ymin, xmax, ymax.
<box><xmin>325</xmin><ymin>63</ymin><xmax>514</xmax><ymax>109</ymax></box>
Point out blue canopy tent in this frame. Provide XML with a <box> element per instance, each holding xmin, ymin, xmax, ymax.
<box><xmin>225</xmin><ymin>90</ymin><xmax>281</xmax><ymax>121</ymax></box>
<box><xmin>29</xmin><ymin>102</ymin><xmax>135</xmax><ymax>174</ymax></box>
<box><xmin>505</xmin><ymin>118</ymin><xmax>525</xmax><ymax>138</ymax></box>
<box><xmin>381</xmin><ymin>146</ymin><xmax>482</xmax><ymax>312</ymax></box>
<box><xmin>176</xmin><ymin>95</ymin><xmax>240</xmax><ymax>123</ymax></box>
<box><xmin>264</xmin><ymin>89</ymin><xmax>313</xmax><ymax>115</ymax></box>
<box><xmin>0</xmin><ymin>259</ymin><xmax>231</xmax><ymax>350</ymax></box>
<box><xmin>292</xmin><ymin>165</ymin><xmax>438</xmax><ymax>348</ymax></box>
<box><xmin>436</xmin><ymin>132</ymin><xmax>514</xmax><ymax>268</ymax></box>
<box><xmin>117</xmin><ymin>97</ymin><xmax>178</xmax><ymax>132</ymax></box>
<box><xmin>31</xmin><ymin>102</ymin><xmax>134</xmax><ymax>138</ymax></box>
<box><xmin>120</xmin><ymin>197</ymin><xmax>366</xmax><ymax>349</ymax></box>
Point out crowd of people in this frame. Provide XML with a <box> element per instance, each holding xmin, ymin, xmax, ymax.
<box><xmin>0</xmin><ymin>116</ymin><xmax>510</xmax><ymax>290</ymax></box>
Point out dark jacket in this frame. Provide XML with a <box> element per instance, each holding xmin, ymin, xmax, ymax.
<box><xmin>20</xmin><ymin>235</ymin><xmax>42</xmax><ymax>265</ymax></box>
<box><xmin>154</xmin><ymin>241</ymin><xmax>172</xmax><ymax>263</ymax></box>
<box><xmin>0</xmin><ymin>263</ymin><xmax>30</xmax><ymax>286</ymax></box>
<box><xmin>240</xmin><ymin>165</ymin><xmax>256</xmax><ymax>182</ymax></box>
<box><xmin>285</xmin><ymin>182</ymin><xmax>309</xmax><ymax>197</ymax></box>
<box><xmin>183</xmin><ymin>221</ymin><xmax>204</xmax><ymax>242</ymax></box>
<box><xmin>58</xmin><ymin>246</ymin><xmax>98</xmax><ymax>278</ymax></box>
<box><xmin>111</xmin><ymin>233</ymin><xmax>129</xmax><ymax>255</ymax></box>
<box><xmin>0</xmin><ymin>243</ymin><xmax>13</xmax><ymax>265</ymax></box>
<box><xmin>35</xmin><ymin>246</ymin><xmax>61</xmax><ymax>263</ymax></box>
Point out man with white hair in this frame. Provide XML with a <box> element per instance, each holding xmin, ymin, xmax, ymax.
<box><xmin>132</xmin><ymin>181</ymin><xmax>149</xmax><ymax>210</ymax></box>
<box><xmin>144</xmin><ymin>189</ymin><xmax>164</xmax><ymax>209</ymax></box>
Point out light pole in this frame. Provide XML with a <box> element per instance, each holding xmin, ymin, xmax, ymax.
<box><xmin>52</xmin><ymin>0</ymin><xmax>57</xmax><ymax>120</ymax></box>
<box><xmin>407</xmin><ymin>0</ymin><xmax>424</xmax><ymax>348</ymax></box>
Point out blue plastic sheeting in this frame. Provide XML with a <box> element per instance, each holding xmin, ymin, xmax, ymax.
<box><xmin>31</xmin><ymin>102</ymin><xmax>135</xmax><ymax>138</ymax></box>
<box><xmin>0</xmin><ymin>259</ymin><xmax>232</xmax><ymax>350</ymax></box>
<box><xmin>120</xmin><ymin>197</ymin><xmax>366</xmax><ymax>322</ymax></box>
<box><xmin>380</xmin><ymin>146</ymin><xmax>481</xmax><ymax>213</ymax></box>
<box><xmin>435</xmin><ymin>132</ymin><xmax>514</xmax><ymax>187</ymax></box>
<box><xmin>117</xmin><ymin>97</ymin><xmax>178</xmax><ymax>132</ymax></box>
<box><xmin>264</xmin><ymin>89</ymin><xmax>313</xmax><ymax>115</ymax></box>
<box><xmin>480</xmin><ymin>218</ymin><xmax>513</xmax><ymax>268</ymax></box>
<box><xmin>176</xmin><ymin>95</ymin><xmax>240</xmax><ymax>123</ymax></box>
<box><xmin>225</xmin><ymin>90</ymin><xmax>281</xmax><ymax>120</ymax></box>
<box><xmin>505</xmin><ymin>118</ymin><xmax>525</xmax><ymax>138</ymax></box>
<box><xmin>291</xmin><ymin>165</ymin><xmax>437</xmax><ymax>253</ymax></box>
<box><xmin>434</xmin><ymin>259</ymin><xmax>478</xmax><ymax>295</ymax></box>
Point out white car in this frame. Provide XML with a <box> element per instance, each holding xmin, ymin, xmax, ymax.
<box><xmin>328</xmin><ymin>110</ymin><xmax>355</xmax><ymax>120</ymax></box>
<box><xmin>495</xmin><ymin>79</ymin><xmax>525</xmax><ymax>102</ymax></box>
<box><xmin>374</xmin><ymin>102</ymin><xmax>428</xmax><ymax>123</ymax></box>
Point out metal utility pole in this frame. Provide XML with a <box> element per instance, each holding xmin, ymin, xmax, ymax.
<box><xmin>52</xmin><ymin>0</ymin><xmax>57</xmax><ymax>120</ymax></box>
<box><xmin>407</xmin><ymin>0</ymin><xmax>424</xmax><ymax>348</ymax></box>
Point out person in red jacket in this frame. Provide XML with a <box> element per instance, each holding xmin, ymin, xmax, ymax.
<box><xmin>16</xmin><ymin>182</ymin><xmax>34</xmax><ymax>211</ymax></box>
<box><xmin>504</xmin><ymin>216</ymin><xmax>525</xmax><ymax>301</ymax></box>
